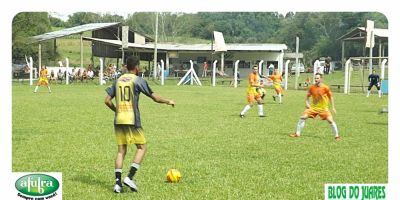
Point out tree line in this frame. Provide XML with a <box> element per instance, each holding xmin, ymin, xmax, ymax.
<box><xmin>12</xmin><ymin>12</ymin><xmax>388</xmax><ymax>66</ymax></box>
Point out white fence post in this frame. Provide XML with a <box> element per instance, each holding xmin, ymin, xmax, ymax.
<box><xmin>189</xmin><ymin>60</ymin><xmax>194</xmax><ymax>85</ymax></box>
<box><xmin>284</xmin><ymin>60</ymin><xmax>290</xmax><ymax>90</ymax></box>
<box><xmin>212</xmin><ymin>60</ymin><xmax>218</xmax><ymax>87</ymax></box>
<box><xmin>258</xmin><ymin>60</ymin><xmax>264</xmax><ymax>76</ymax></box>
<box><xmin>234</xmin><ymin>60</ymin><xmax>240</xmax><ymax>88</ymax></box>
<box><xmin>313</xmin><ymin>60</ymin><xmax>320</xmax><ymax>84</ymax></box>
<box><xmin>29</xmin><ymin>57</ymin><xmax>33</xmax><ymax>86</ymax></box>
<box><xmin>380</xmin><ymin>59</ymin><xmax>387</xmax><ymax>80</ymax></box>
<box><xmin>344</xmin><ymin>59</ymin><xmax>351</xmax><ymax>94</ymax></box>
<box><xmin>161</xmin><ymin>59</ymin><xmax>165</xmax><ymax>86</ymax></box>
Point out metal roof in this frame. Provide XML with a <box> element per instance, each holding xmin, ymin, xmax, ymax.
<box><xmin>83</xmin><ymin>37</ymin><xmax>287</xmax><ymax>52</ymax></box>
<box><xmin>32</xmin><ymin>22</ymin><xmax>120</xmax><ymax>42</ymax></box>
<box><xmin>338</xmin><ymin>27</ymin><xmax>388</xmax><ymax>41</ymax></box>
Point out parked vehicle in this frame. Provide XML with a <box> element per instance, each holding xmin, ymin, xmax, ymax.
<box><xmin>291</xmin><ymin>63</ymin><xmax>305</xmax><ymax>73</ymax></box>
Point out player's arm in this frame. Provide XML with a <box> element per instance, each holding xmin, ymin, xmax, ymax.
<box><xmin>305</xmin><ymin>95</ymin><xmax>311</xmax><ymax>109</ymax></box>
<box><xmin>104</xmin><ymin>82</ymin><xmax>117</xmax><ymax>112</ymax></box>
<box><xmin>104</xmin><ymin>95</ymin><xmax>116</xmax><ymax>112</ymax></box>
<box><xmin>329</xmin><ymin>95</ymin><xmax>336</xmax><ymax>114</ymax></box>
<box><xmin>150</xmin><ymin>94</ymin><xmax>175</xmax><ymax>107</ymax></box>
<box><xmin>250</xmin><ymin>78</ymin><xmax>263</xmax><ymax>88</ymax></box>
<box><xmin>138</xmin><ymin>79</ymin><xmax>175</xmax><ymax>107</ymax></box>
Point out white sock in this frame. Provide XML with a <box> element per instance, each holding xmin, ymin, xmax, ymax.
<box><xmin>378</xmin><ymin>90</ymin><xmax>381</xmax><ymax>98</ymax></box>
<box><xmin>296</xmin><ymin>119</ymin><xmax>306</xmax><ymax>135</ymax></box>
<box><xmin>131</xmin><ymin>163</ymin><xmax>140</xmax><ymax>169</ymax></box>
<box><xmin>257</xmin><ymin>104</ymin><xmax>264</xmax><ymax>116</ymax></box>
<box><xmin>48</xmin><ymin>86</ymin><xmax>52</xmax><ymax>93</ymax></box>
<box><xmin>240</xmin><ymin>105</ymin><xmax>251</xmax><ymax>115</ymax></box>
<box><xmin>367</xmin><ymin>90</ymin><xmax>370</xmax><ymax>97</ymax></box>
<box><xmin>34</xmin><ymin>86</ymin><xmax>39</xmax><ymax>92</ymax></box>
<box><xmin>115</xmin><ymin>169</ymin><xmax>122</xmax><ymax>173</ymax></box>
<box><xmin>331</xmin><ymin>122</ymin><xmax>339</xmax><ymax>137</ymax></box>
<box><xmin>278</xmin><ymin>94</ymin><xmax>282</xmax><ymax>103</ymax></box>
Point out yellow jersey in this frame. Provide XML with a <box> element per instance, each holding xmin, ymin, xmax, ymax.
<box><xmin>307</xmin><ymin>83</ymin><xmax>332</xmax><ymax>112</ymax></box>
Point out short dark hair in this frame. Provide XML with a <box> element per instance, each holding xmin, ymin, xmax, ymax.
<box><xmin>126</xmin><ymin>56</ymin><xmax>140</xmax><ymax>70</ymax></box>
<box><xmin>315</xmin><ymin>72</ymin><xmax>323</xmax><ymax>77</ymax></box>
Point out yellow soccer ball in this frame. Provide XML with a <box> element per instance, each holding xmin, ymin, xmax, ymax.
<box><xmin>166</xmin><ymin>169</ymin><xmax>181</xmax><ymax>183</ymax></box>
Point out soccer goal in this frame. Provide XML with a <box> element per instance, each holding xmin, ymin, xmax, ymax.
<box><xmin>177</xmin><ymin>60</ymin><xmax>202</xmax><ymax>86</ymax></box>
<box><xmin>344</xmin><ymin>57</ymin><xmax>388</xmax><ymax>94</ymax></box>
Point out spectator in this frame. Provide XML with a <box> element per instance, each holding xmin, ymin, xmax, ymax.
<box><xmin>57</xmin><ymin>69</ymin><xmax>64</xmax><ymax>84</ymax></box>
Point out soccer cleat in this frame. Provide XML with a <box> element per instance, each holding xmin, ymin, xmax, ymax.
<box><xmin>239</xmin><ymin>114</ymin><xmax>244</xmax><ymax>118</ymax></box>
<box><xmin>123</xmin><ymin>177</ymin><xmax>138</xmax><ymax>192</ymax></box>
<box><xmin>113</xmin><ymin>184</ymin><xmax>123</xmax><ymax>193</ymax></box>
<box><xmin>259</xmin><ymin>115</ymin><xmax>265</xmax><ymax>117</ymax></box>
<box><xmin>335</xmin><ymin>136</ymin><xmax>341</xmax><ymax>141</ymax></box>
<box><xmin>289</xmin><ymin>133</ymin><xmax>300</xmax><ymax>138</ymax></box>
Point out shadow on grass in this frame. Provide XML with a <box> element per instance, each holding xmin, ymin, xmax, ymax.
<box><xmin>71</xmin><ymin>174</ymin><xmax>111</xmax><ymax>192</ymax></box>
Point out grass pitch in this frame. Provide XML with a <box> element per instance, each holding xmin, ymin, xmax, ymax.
<box><xmin>12</xmin><ymin>78</ymin><xmax>387</xmax><ymax>199</ymax></box>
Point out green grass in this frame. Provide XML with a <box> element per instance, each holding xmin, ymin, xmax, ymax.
<box><xmin>12</xmin><ymin>79</ymin><xmax>387</xmax><ymax>199</ymax></box>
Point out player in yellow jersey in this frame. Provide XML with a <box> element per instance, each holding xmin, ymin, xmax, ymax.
<box><xmin>268</xmin><ymin>68</ymin><xmax>283</xmax><ymax>104</ymax></box>
<box><xmin>239</xmin><ymin>65</ymin><xmax>265</xmax><ymax>118</ymax></box>
<box><xmin>290</xmin><ymin>73</ymin><xmax>341</xmax><ymax>141</ymax></box>
<box><xmin>34</xmin><ymin>65</ymin><xmax>52</xmax><ymax>93</ymax></box>
<box><xmin>105</xmin><ymin>56</ymin><xmax>175</xmax><ymax>193</ymax></box>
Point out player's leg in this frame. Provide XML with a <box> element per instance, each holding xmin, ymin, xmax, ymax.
<box><xmin>376</xmin><ymin>84</ymin><xmax>381</xmax><ymax>98</ymax></box>
<box><xmin>325</xmin><ymin>114</ymin><xmax>340</xmax><ymax>141</ymax></box>
<box><xmin>367</xmin><ymin>84</ymin><xmax>373</xmax><ymax>97</ymax></box>
<box><xmin>34</xmin><ymin>79</ymin><xmax>41</xmax><ymax>93</ymax></box>
<box><xmin>240</xmin><ymin>95</ymin><xmax>254</xmax><ymax>117</ymax></box>
<box><xmin>114</xmin><ymin>144</ymin><xmax>127</xmax><ymax>193</ymax></box>
<box><xmin>124</xmin><ymin>127</ymin><xmax>146</xmax><ymax>192</ymax></box>
<box><xmin>290</xmin><ymin>110</ymin><xmax>314</xmax><ymax>137</ymax></box>
<box><xmin>256</xmin><ymin>96</ymin><xmax>265</xmax><ymax>117</ymax></box>
<box><xmin>294</xmin><ymin>115</ymin><xmax>308</xmax><ymax>137</ymax></box>
<box><xmin>277</xmin><ymin>87</ymin><xmax>283</xmax><ymax>104</ymax></box>
<box><xmin>46</xmin><ymin>80</ymin><xmax>51</xmax><ymax>93</ymax></box>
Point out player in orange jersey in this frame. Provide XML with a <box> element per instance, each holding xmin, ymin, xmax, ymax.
<box><xmin>239</xmin><ymin>65</ymin><xmax>265</xmax><ymax>118</ymax></box>
<box><xmin>34</xmin><ymin>65</ymin><xmax>52</xmax><ymax>93</ymax></box>
<box><xmin>289</xmin><ymin>73</ymin><xmax>341</xmax><ymax>141</ymax></box>
<box><xmin>268</xmin><ymin>68</ymin><xmax>283</xmax><ymax>104</ymax></box>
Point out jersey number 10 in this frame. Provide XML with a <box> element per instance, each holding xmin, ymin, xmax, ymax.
<box><xmin>119</xmin><ymin>86</ymin><xmax>131</xmax><ymax>102</ymax></box>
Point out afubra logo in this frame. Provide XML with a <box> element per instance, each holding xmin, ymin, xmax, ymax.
<box><xmin>15</xmin><ymin>174</ymin><xmax>59</xmax><ymax>196</ymax></box>
<box><xmin>14</xmin><ymin>173</ymin><xmax>62</xmax><ymax>200</ymax></box>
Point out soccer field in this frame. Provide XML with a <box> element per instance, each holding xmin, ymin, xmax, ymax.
<box><xmin>12</xmin><ymin>80</ymin><xmax>388</xmax><ymax>199</ymax></box>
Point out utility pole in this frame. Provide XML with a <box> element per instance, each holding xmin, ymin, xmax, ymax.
<box><xmin>153</xmin><ymin>12</ymin><xmax>159</xmax><ymax>80</ymax></box>
<box><xmin>295</xmin><ymin>36</ymin><xmax>299</xmax><ymax>90</ymax></box>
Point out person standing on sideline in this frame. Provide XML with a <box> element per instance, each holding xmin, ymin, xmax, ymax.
<box><xmin>240</xmin><ymin>65</ymin><xmax>265</xmax><ymax>118</ymax></box>
<box><xmin>202</xmin><ymin>61</ymin><xmax>209</xmax><ymax>77</ymax></box>
<box><xmin>34</xmin><ymin>65</ymin><xmax>51</xmax><ymax>93</ymax></box>
<box><xmin>268</xmin><ymin>68</ymin><xmax>284</xmax><ymax>104</ymax></box>
<box><xmin>105</xmin><ymin>56</ymin><xmax>175</xmax><ymax>193</ymax></box>
<box><xmin>367</xmin><ymin>70</ymin><xmax>381</xmax><ymax>98</ymax></box>
<box><xmin>290</xmin><ymin>73</ymin><xmax>341</xmax><ymax>141</ymax></box>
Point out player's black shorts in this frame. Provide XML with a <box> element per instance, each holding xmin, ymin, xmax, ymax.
<box><xmin>368</xmin><ymin>83</ymin><xmax>380</xmax><ymax>90</ymax></box>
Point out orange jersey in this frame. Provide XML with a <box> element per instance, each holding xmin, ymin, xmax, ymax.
<box><xmin>40</xmin><ymin>69</ymin><xmax>48</xmax><ymax>78</ymax></box>
<box><xmin>307</xmin><ymin>83</ymin><xmax>332</xmax><ymax>111</ymax></box>
<box><xmin>247</xmin><ymin>73</ymin><xmax>259</xmax><ymax>94</ymax></box>
<box><xmin>269</xmin><ymin>74</ymin><xmax>282</xmax><ymax>86</ymax></box>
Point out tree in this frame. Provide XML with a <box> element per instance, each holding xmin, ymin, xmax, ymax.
<box><xmin>12</xmin><ymin>12</ymin><xmax>54</xmax><ymax>64</ymax></box>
